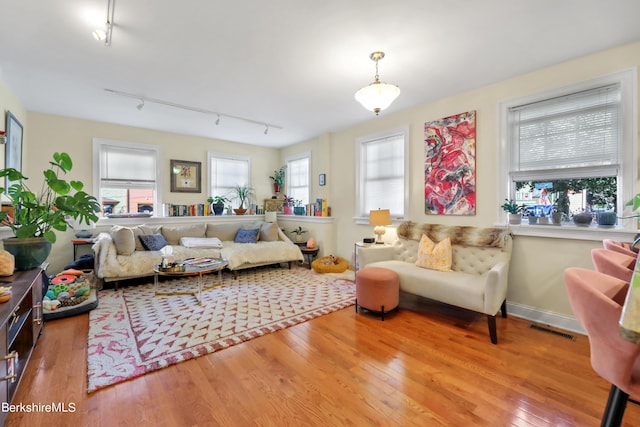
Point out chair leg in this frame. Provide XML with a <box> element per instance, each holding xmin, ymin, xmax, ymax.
<box><xmin>487</xmin><ymin>315</ymin><xmax>497</xmax><ymax>344</ymax></box>
<box><xmin>500</xmin><ymin>300</ymin><xmax>507</xmax><ymax>318</ymax></box>
<box><xmin>381</xmin><ymin>305</ymin><xmax>385</xmax><ymax>321</ymax></box>
<box><xmin>601</xmin><ymin>384</ymin><xmax>629</xmax><ymax>427</ymax></box>
<box><xmin>355</xmin><ymin>299</ymin><xmax>358</xmax><ymax>313</ymax></box>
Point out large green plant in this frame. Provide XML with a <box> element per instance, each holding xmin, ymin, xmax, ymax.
<box><xmin>0</xmin><ymin>152</ymin><xmax>100</xmax><ymax>243</ymax></box>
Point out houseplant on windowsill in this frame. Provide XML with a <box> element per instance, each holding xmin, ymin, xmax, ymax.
<box><xmin>231</xmin><ymin>185</ymin><xmax>254</xmax><ymax>215</ymax></box>
<box><xmin>269</xmin><ymin>166</ymin><xmax>286</xmax><ymax>195</ymax></box>
<box><xmin>0</xmin><ymin>152</ymin><xmax>101</xmax><ymax>269</ymax></box>
<box><xmin>501</xmin><ymin>199</ymin><xmax>526</xmax><ymax>225</ymax></box>
<box><xmin>282</xmin><ymin>195</ymin><xmax>294</xmax><ymax>215</ymax></box>
<box><xmin>290</xmin><ymin>226</ymin><xmax>308</xmax><ymax>243</ymax></box>
<box><xmin>207</xmin><ymin>195</ymin><xmax>229</xmax><ymax>216</ymax></box>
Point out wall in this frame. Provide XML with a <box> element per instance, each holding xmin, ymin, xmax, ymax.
<box><xmin>0</xmin><ymin>74</ymin><xmax>27</xmax><ymax>170</ymax></box>
<box><xmin>324</xmin><ymin>40</ymin><xmax>640</xmax><ymax>328</ymax></box>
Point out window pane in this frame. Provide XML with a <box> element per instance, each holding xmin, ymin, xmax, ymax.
<box><xmin>287</xmin><ymin>156</ymin><xmax>309</xmax><ymax>205</ymax></box>
<box><xmin>210</xmin><ymin>155</ymin><xmax>250</xmax><ymax>208</ymax></box>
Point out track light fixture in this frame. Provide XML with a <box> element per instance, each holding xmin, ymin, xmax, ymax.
<box><xmin>93</xmin><ymin>0</ymin><xmax>116</xmax><ymax>47</ymax></box>
<box><xmin>354</xmin><ymin>51</ymin><xmax>400</xmax><ymax>115</ymax></box>
<box><xmin>104</xmin><ymin>89</ymin><xmax>283</xmax><ymax>134</ymax></box>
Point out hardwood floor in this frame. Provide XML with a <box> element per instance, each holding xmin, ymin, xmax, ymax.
<box><xmin>5</xmin><ymin>291</ymin><xmax>640</xmax><ymax>427</ymax></box>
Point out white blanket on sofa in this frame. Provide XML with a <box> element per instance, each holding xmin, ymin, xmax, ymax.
<box><xmin>179</xmin><ymin>237</ymin><xmax>223</xmax><ymax>248</ymax></box>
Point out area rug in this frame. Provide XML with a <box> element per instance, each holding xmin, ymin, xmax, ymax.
<box><xmin>87</xmin><ymin>266</ymin><xmax>355</xmax><ymax>392</ymax></box>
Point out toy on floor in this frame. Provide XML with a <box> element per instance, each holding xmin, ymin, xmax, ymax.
<box><xmin>43</xmin><ymin>269</ymin><xmax>98</xmax><ymax>319</ymax></box>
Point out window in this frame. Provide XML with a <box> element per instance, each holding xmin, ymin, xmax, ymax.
<box><xmin>499</xmin><ymin>69</ymin><xmax>636</xmax><ymax>228</ymax></box>
<box><xmin>93</xmin><ymin>139</ymin><xmax>160</xmax><ymax>217</ymax></box>
<box><xmin>356</xmin><ymin>127</ymin><xmax>409</xmax><ymax>219</ymax></box>
<box><xmin>208</xmin><ymin>152</ymin><xmax>250</xmax><ymax>208</ymax></box>
<box><xmin>286</xmin><ymin>153</ymin><xmax>310</xmax><ymax>205</ymax></box>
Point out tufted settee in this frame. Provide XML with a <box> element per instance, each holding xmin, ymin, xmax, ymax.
<box><xmin>358</xmin><ymin>222</ymin><xmax>512</xmax><ymax>344</ymax></box>
<box><xmin>93</xmin><ymin>221</ymin><xmax>304</xmax><ymax>284</ymax></box>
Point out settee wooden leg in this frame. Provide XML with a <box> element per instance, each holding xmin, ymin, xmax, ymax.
<box><xmin>233</xmin><ymin>270</ymin><xmax>238</xmax><ymax>280</ymax></box>
<box><xmin>288</xmin><ymin>261</ymin><xmax>292</xmax><ymax>269</ymax></box>
<box><xmin>500</xmin><ymin>300</ymin><xmax>507</xmax><ymax>318</ymax></box>
<box><xmin>355</xmin><ymin>299</ymin><xmax>358</xmax><ymax>313</ymax></box>
<box><xmin>381</xmin><ymin>305</ymin><xmax>385</xmax><ymax>321</ymax></box>
<box><xmin>488</xmin><ymin>315</ymin><xmax>498</xmax><ymax>344</ymax></box>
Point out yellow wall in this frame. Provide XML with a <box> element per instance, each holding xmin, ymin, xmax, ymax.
<box><xmin>0</xmin><ymin>74</ymin><xmax>28</xmax><ymax>169</ymax></box>
<box><xmin>2</xmin><ymin>40</ymin><xmax>640</xmax><ymax>323</ymax></box>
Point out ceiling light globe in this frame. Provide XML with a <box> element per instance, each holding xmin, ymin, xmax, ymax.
<box><xmin>355</xmin><ymin>81</ymin><xmax>400</xmax><ymax>115</ymax></box>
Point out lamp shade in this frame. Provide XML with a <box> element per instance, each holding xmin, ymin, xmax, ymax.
<box><xmin>265</xmin><ymin>211</ymin><xmax>277</xmax><ymax>223</ymax></box>
<box><xmin>355</xmin><ymin>82</ymin><xmax>400</xmax><ymax>114</ymax></box>
<box><xmin>369</xmin><ymin>209</ymin><xmax>391</xmax><ymax>226</ymax></box>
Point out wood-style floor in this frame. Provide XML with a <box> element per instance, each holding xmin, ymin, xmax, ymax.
<box><xmin>5</xmin><ymin>289</ymin><xmax>640</xmax><ymax>427</ymax></box>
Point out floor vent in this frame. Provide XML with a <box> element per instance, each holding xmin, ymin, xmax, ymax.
<box><xmin>529</xmin><ymin>324</ymin><xmax>576</xmax><ymax>341</ymax></box>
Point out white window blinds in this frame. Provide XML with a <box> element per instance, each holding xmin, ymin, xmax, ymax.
<box><xmin>286</xmin><ymin>156</ymin><xmax>309</xmax><ymax>205</ymax></box>
<box><xmin>510</xmin><ymin>83</ymin><xmax>621</xmax><ymax>179</ymax></box>
<box><xmin>99</xmin><ymin>144</ymin><xmax>157</xmax><ymax>188</ymax></box>
<box><xmin>361</xmin><ymin>133</ymin><xmax>405</xmax><ymax>217</ymax></box>
<box><xmin>210</xmin><ymin>156</ymin><xmax>249</xmax><ymax>202</ymax></box>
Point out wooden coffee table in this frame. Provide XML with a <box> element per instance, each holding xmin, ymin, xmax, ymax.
<box><xmin>153</xmin><ymin>259</ymin><xmax>228</xmax><ymax>305</ymax></box>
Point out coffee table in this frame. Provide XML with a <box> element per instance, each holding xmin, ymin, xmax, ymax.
<box><xmin>153</xmin><ymin>258</ymin><xmax>228</xmax><ymax>305</ymax></box>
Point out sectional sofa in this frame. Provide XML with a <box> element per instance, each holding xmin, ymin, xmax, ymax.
<box><xmin>93</xmin><ymin>221</ymin><xmax>304</xmax><ymax>283</ymax></box>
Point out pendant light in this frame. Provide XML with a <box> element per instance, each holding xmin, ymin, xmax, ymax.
<box><xmin>354</xmin><ymin>51</ymin><xmax>400</xmax><ymax>115</ymax></box>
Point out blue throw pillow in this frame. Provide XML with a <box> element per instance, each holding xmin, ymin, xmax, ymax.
<box><xmin>138</xmin><ymin>234</ymin><xmax>169</xmax><ymax>251</ymax></box>
<box><xmin>234</xmin><ymin>228</ymin><xmax>260</xmax><ymax>244</ymax></box>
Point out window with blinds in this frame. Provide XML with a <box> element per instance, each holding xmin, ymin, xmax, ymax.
<box><xmin>357</xmin><ymin>129</ymin><xmax>408</xmax><ymax>218</ymax></box>
<box><xmin>510</xmin><ymin>84</ymin><xmax>621</xmax><ymax>181</ymax></box>
<box><xmin>209</xmin><ymin>153</ymin><xmax>250</xmax><ymax>208</ymax></box>
<box><xmin>286</xmin><ymin>155</ymin><xmax>310</xmax><ymax>205</ymax></box>
<box><xmin>93</xmin><ymin>139</ymin><xmax>160</xmax><ymax>216</ymax></box>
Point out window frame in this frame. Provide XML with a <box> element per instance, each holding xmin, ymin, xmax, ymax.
<box><xmin>92</xmin><ymin>138</ymin><xmax>162</xmax><ymax>218</ymax></box>
<box><xmin>208</xmin><ymin>151</ymin><xmax>251</xmax><ymax>208</ymax></box>
<box><xmin>355</xmin><ymin>126</ymin><xmax>409</xmax><ymax>223</ymax></box>
<box><xmin>285</xmin><ymin>152</ymin><xmax>311</xmax><ymax>206</ymax></box>
<box><xmin>498</xmin><ymin>68</ymin><xmax>638</xmax><ymax>235</ymax></box>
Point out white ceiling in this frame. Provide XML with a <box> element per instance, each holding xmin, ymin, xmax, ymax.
<box><xmin>1</xmin><ymin>1</ymin><xmax>640</xmax><ymax>148</ymax></box>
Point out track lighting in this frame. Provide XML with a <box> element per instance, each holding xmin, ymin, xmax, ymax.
<box><xmin>104</xmin><ymin>89</ymin><xmax>283</xmax><ymax>134</ymax></box>
<box><xmin>93</xmin><ymin>0</ymin><xmax>116</xmax><ymax>47</ymax></box>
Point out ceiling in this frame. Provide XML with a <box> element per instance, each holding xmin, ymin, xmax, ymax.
<box><xmin>1</xmin><ymin>1</ymin><xmax>640</xmax><ymax>148</ymax></box>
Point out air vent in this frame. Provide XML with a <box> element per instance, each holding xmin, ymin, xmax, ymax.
<box><xmin>529</xmin><ymin>324</ymin><xmax>576</xmax><ymax>341</ymax></box>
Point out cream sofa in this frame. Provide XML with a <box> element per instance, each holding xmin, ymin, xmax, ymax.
<box><xmin>358</xmin><ymin>222</ymin><xmax>512</xmax><ymax>344</ymax></box>
<box><xmin>93</xmin><ymin>221</ymin><xmax>304</xmax><ymax>283</ymax></box>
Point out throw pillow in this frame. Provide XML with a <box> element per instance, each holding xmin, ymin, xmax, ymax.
<box><xmin>138</xmin><ymin>234</ymin><xmax>169</xmax><ymax>251</ymax></box>
<box><xmin>132</xmin><ymin>224</ymin><xmax>163</xmax><ymax>251</ymax></box>
<box><xmin>110</xmin><ymin>226</ymin><xmax>136</xmax><ymax>256</ymax></box>
<box><xmin>415</xmin><ymin>234</ymin><xmax>452</xmax><ymax>272</ymax></box>
<box><xmin>234</xmin><ymin>228</ymin><xmax>260</xmax><ymax>244</ymax></box>
<box><xmin>259</xmin><ymin>222</ymin><xmax>279</xmax><ymax>241</ymax></box>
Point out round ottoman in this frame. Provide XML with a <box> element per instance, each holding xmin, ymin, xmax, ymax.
<box><xmin>355</xmin><ymin>267</ymin><xmax>399</xmax><ymax>321</ymax></box>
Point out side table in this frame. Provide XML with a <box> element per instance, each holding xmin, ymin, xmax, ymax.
<box><xmin>72</xmin><ymin>238</ymin><xmax>95</xmax><ymax>261</ymax></box>
<box><xmin>294</xmin><ymin>242</ymin><xmax>319</xmax><ymax>268</ymax></box>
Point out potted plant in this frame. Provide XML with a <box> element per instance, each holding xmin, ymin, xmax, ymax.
<box><xmin>501</xmin><ymin>199</ymin><xmax>526</xmax><ymax>225</ymax></box>
<box><xmin>207</xmin><ymin>195</ymin><xmax>228</xmax><ymax>216</ymax></box>
<box><xmin>290</xmin><ymin>226</ymin><xmax>307</xmax><ymax>243</ymax></box>
<box><xmin>0</xmin><ymin>152</ymin><xmax>100</xmax><ymax>269</ymax></box>
<box><xmin>282</xmin><ymin>195</ymin><xmax>294</xmax><ymax>215</ymax></box>
<box><xmin>231</xmin><ymin>185</ymin><xmax>254</xmax><ymax>215</ymax></box>
<box><xmin>293</xmin><ymin>200</ymin><xmax>305</xmax><ymax>216</ymax></box>
<box><xmin>269</xmin><ymin>166</ymin><xmax>286</xmax><ymax>194</ymax></box>
<box><xmin>572</xmin><ymin>210</ymin><xmax>593</xmax><ymax>227</ymax></box>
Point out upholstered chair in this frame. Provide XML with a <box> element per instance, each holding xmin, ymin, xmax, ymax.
<box><xmin>603</xmin><ymin>239</ymin><xmax>638</xmax><ymax>258</ymax></box>
<box><xmin>591</xmin><ymin>248</ymin><xmax>636</xmax><ymax>284</ymax></box>
<box><xmin>564</xmin><ymin>267</ymin><xmax>640</xmax><ymax>426</ymax></box>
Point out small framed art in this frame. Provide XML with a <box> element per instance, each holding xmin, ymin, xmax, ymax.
<box><xmin>319</xmin><ymin>173</ymin><xmax>326</xmax><ymax>186</ymax></box>
<box><xmin>170</xmin><ymin>159</ymin><xmax>201</xmax><ymax>193</ymax></box>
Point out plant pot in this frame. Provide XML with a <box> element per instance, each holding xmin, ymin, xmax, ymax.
<box><xmin>2</xmin><ymin>237</ymin><xmax>52</xmax><ymax>270</ymax></box>
<box><xmin>273</xmin><ymin>183</ymin><xmax>281</xmax><ymax>194</ymax></box>
<box><xmin>539</xmin><ymin>217</ymin><xmax>550</xmax><ymax>225</ymax></box>
<box><xmin>233</xmin><ymin>208</ymin><xmax>247</xmax><ymax>216</ymax></box>
<box><xmin>508</xmin><ymin>213</ymin><xmax>522</xmax><ymax>225</ymax></box>
<box><xmin>596</xmin><ymin>211</ymin><xmax>617</xmax><ymax>227</ymax></box>
<box><xmin>528</xmin><ymin>216</ymin><xmax>538</xmax><ymax>225</ymax></box>
<box><xmin>552</xmin><ymin>212</ymin><xmax>563</xmax><ymax>225</ymax></box>
<box><xmin>212</xmin><ymin>203</ymin><xmax>225</xmax><ymax>216</ymax></box>
<box><xmin>293</xmin><ymin>206</ymin><xmax>305</xmax><ymax>215</ymax></box>
<box><xmin>572</xmin><ymin>212</ymin><xmax>593</xmax><ymax>227</ymax></box>
<box><xmin>283</xmin><ymin>205</ymin><xmax>294</xmax><ymax>215</ymax></box>
<box><xmin>294</xmin><ymin>235</ymin><xmax>305</xmax><ymax>243</ymax></box>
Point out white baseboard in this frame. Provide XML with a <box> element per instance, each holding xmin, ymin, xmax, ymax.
<box><xmin>506</xmin><ymin>301</ymin><xmax>586</xmax><ymax>336</ymax></box>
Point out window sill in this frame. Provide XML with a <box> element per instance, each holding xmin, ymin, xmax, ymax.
<box><xmin>96</xmin><ymin>214</ymin><xmax>334</xmax><ymax>227</ymax></box>
<box><xmin>498</xmin><ymin>222</ymin><xmax>638</xmax><ymax>242</ymax></box>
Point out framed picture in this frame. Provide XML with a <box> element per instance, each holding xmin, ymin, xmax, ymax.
<box><xmin>170</xmin><ymin>159</ymin><xmax>201</xmax><ymax>193</ymax></box>
<box><xmin>5</xmin><ymin>111</ymin><xmax>23</xmax><ymax>188</ymax></box>
<box><xmin>319</xmin><ymin>173</ymin><xmax>326</xmax><ymax>186</ymax></box>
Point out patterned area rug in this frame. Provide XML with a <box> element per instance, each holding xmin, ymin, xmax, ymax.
<box><xmin>87</xmin><ymin>266</ymin><xmax>355</xmax><ymax>392</ymax></box>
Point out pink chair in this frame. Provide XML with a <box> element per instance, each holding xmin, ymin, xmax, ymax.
<box><xmin>564</xmin><ymin>268</ymin><xmax>640</xmax><ymax>426</ymax></box>
<box><xmin>603</xmin><ymin>239</ymin><xmax>638</xmax><ymax>258</ymax></box>
<box><xmin>591</xmin><ymin>248</ymin><xmax>636</xmax><ymax>284</ymax></box>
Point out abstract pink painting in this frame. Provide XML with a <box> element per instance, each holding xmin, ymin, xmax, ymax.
<box><xmin>424</xmin><ymin>110</ymin><xmax>476</xmax><ymax>215</ymax></box>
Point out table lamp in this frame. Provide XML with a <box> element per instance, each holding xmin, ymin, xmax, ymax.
<box><xmin>369</xmin><ymin>209</ymin><xmax>391</xmax><ymax>244</ymax></box>
<box><xmin>265</xmin><ymin>211</ymin><xmax>277</xmax><ymax>223</ymax></box>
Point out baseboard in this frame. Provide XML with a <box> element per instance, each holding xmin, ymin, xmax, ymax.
<box><xmin>506</xmin><ymin>301</ymin><xmax>586</xmax><ymax>336</ymax></box>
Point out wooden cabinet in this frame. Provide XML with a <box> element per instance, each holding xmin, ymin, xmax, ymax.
<box><xmin>0</xmin><ymin>268</ymin><xmax>44</xmax><ymax>425</ymax></box>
